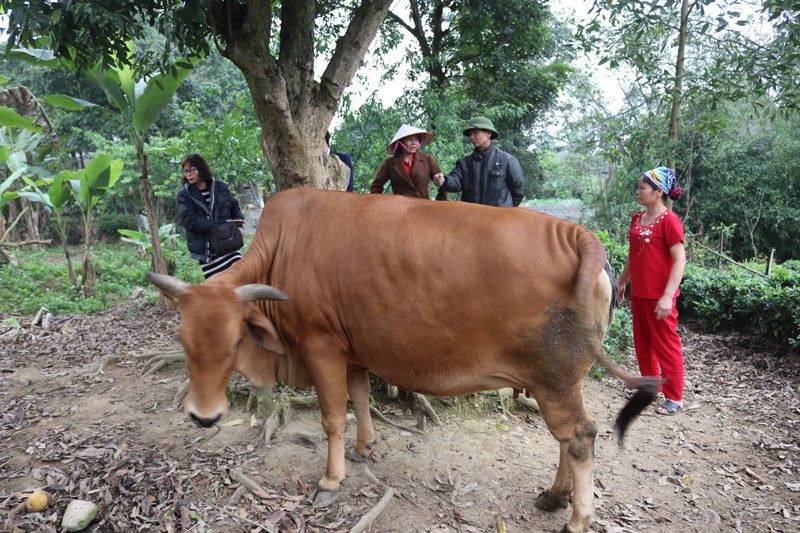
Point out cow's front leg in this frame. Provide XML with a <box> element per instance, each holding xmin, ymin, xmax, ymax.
<box><xmin>347</xmin><ymin>366</ymin><xmax>376</xmax><ymax>459</ymax></box>
<box><xmin>306</xmin><ymin>345</ymin><xmax>349</xmax><ymax>498</ymax></box>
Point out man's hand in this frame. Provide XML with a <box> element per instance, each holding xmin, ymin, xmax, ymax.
<box><xmin>433</xmin><ymin>173</ymin><xmax>445</xmax><ymax>187</ymax></box>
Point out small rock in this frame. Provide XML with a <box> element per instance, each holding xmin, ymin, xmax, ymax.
<box><xmin>131</xmin><ymin>287</ymin><xmax>146</xmax><ymax>299</ymax></box>
<box><xmin>61</xmin><ymin>499</ymin><xmax>98</xmax><ymax>532</ymax></box>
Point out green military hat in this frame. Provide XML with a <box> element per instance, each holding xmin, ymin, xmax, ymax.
<box><xmin>462</xmin><ymin>116</ymin><xmax>499</xmax><ymax>139</ymax></box>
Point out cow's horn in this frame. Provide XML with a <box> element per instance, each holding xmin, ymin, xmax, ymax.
<box><xmin>149</xmin><ymin>272</ymin><xmax>190</xmax><ymax>298</ymax></box>
<box><xmin>235</xmin><ymin>284</ymin><xmax>289</xmax><ymax>302</ymax></box>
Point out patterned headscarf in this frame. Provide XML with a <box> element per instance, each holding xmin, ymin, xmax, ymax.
<box><xmin>643</xmin><ymin>167</ymin><xmax>683</xmax><ymax>199</ymax></box>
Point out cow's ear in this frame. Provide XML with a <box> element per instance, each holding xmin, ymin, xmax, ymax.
<box><xmin>244</xmin><ymin>304</ymin><xmax>286</xmax><ymax>355</ymax></box>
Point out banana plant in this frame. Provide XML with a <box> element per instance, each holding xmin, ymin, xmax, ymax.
<box><xmin>68</xmin><ymin>153</ymin><xmax>123</xmax><ymax>296</ymax></box>
<box><xmin>119</xmin><ymin>223</ymin><xmax>182</xmax><ymax>276</ymax></box>
<box><xmin>6</xmin><ymin>171</ymin><xmax>79</xmax><ymax>290</ymax></box>
<box><xmin>0</xmin><ymin>105</ymin><xmax>49</xmax><ymax>264</ymax></box>
<box><xmin>15</xmin><ymin>44</ymin><xmax>197</xmax><ymax>307</ymax></box>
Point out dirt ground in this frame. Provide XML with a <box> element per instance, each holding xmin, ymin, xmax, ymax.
<box><xmin>1</xmin><ymin>301</ymin><xmax>798</xmax><ymax>532</ymax></box>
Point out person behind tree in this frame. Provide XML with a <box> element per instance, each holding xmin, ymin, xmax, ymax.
<box><xmin>617</xmin><ymin>167</ymin><xmax>687</xmax><ymax>415</ymax></box>
<box><xmin>370</xmin><ymin>124</ymin><xmax>447</xmax><ymax>201</ymax></box>
<box><xmin>177</xmin><ymin>153</ymin><xmax>245</xmax><ymax>279</ymax></box>
<box><xmin>325</xmin><ymin>130</ymin><xmax>354</xmax><ymax>192</ymax></box>
<box><xmin>433</xmin><ymin>116</ymin><xmax>525</xmax><ymax>207</ymax></box>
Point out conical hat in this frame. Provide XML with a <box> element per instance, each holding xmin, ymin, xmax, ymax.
<box><xmin>387</xmin><ymin>124</ymin><xmax>434</xmax><ymax>153</ymax></box>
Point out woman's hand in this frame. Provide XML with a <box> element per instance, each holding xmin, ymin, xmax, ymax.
<box><xmin>654</xmin><ymin>295</ymin><xmax>673</xmax><ymax>320</ymax></box>
<box><xmin>617</xmin><ymin>281</ymin><xmax>627</xmax><ymax>303</ymax></box>
<box><xmin>433</xmin><ymin>173</ymin><xmax>445</xmax><ymax>187</ymax></box>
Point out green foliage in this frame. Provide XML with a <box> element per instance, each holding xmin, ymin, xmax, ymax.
<box><xmin>595</xmin><ymin>229</ymin><xmax>629</xmax><ymax>275</ymax></box>
<box><xmin>604</xmin><ymin>305</ymin><xmax>633</xmax><ymax>361</ymax></box>
<box><xmin>95</xmin><ymin>212</ymin><xmax>137</xmax><ymax>240</ymax></box>
<box><xmin>680</xmin><ymin>262</ymin><xmax>800</xmax><ymax>353</ymax></box>
<box><xmin>0</xmin><ymin>243</ymin><xmax>203</xmax><ymax>314</ymax></box>
<box><xmin>118</xmin><ymin>223</ymin><xmax>183</xmax><ymax>274</ymax></box>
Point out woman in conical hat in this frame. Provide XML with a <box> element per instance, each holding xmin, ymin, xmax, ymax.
<box><xmin>369</xmin><ymin>124</ymin><xmax>447</xmax><ymax>201</ymax></box>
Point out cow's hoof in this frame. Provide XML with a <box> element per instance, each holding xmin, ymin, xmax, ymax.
<box><xmin>312</xmin><ymin>489</ymin><xmax>339</xmax><ymax>508</ymax></box>
<box><xmin>534</xmin><ymin>490</ymin><xmax>569</xmax><ymax>512</ymax></box>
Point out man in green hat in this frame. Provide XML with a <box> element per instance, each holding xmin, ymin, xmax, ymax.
<box><xmin>433</xmin><ymin>116</ymin><xmax>525</xmax><ymax>207</ymax></box>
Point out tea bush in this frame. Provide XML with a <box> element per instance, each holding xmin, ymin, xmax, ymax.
<box><xmin>680</xmin><ymin>263</ymin><xmax>800</xmax><ymax>352</ymax></box>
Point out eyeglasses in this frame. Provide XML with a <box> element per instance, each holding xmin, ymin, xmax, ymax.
<box><xmin>183</xmin><ymin>167</ymin><xmax>197</xmax><ymax>175</ymax></box>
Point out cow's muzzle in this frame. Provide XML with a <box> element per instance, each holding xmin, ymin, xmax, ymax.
<box><xmin>190</xmin><ymin>412</ymin><xmax>221</xmax><ymax>428</ymax></box>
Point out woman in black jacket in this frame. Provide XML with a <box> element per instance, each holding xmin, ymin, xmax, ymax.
<box><xmin>177</xmin><ymin>153</ymin><xmax>245</xmax><ymax>278</ymax></box>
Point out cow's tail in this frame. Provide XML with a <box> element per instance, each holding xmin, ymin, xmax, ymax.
<box><xmin>575</xmin><ymin>230</ymin><xmax>660</xmax><ymax>445</ymax></box>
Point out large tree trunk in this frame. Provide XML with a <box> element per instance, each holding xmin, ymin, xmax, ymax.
<box><xmin>209</xmin><ymin>0</ymin><xmax>393</xmax><ymax>190</ymax></box>
<box><xmin>136</xmin><ymin>146</ymin><xmax>173</xmax><ymax>309</ymax></box>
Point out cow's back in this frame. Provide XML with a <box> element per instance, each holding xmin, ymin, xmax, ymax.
<box><xmin>249</xmin><ymin>189</ymin><xmax>605</xmax><ymax>395</ymax></box>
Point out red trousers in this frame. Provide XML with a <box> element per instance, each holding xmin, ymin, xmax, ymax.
<box><xmin>630</xmin><ymin>296</ymin><xmax>684</xmax><ymax>402</ymax></box>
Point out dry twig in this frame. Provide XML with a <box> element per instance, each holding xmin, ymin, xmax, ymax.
<box><xmin>229</xmin><ymin>468</ymin><xmax>271</xmax><ymax>499</ymax></box>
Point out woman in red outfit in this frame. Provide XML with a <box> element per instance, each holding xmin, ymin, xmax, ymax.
<box><xmin>617</xmin><ymin>167</ymin><xmax>687</xmax><ymax>415</ymax></box>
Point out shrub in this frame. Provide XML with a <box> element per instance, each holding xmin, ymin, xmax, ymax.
<box><xmin>604</xmin><ymin>305</ymin><xmax>633</xmax><ymax>361</ymax></box>
<box><xmin>95</xmin><ymin>212</ymin><xmax>137</xmax><ymax>241</ymax></box>
<box><xmin>680</xmin><ymin>263</ymin><xmax>800</xmax><ymax>353</ymax></box>
<box><xmin>595</xmin><ymin>229</ymin><xmax>628</xmax><ymax>275</ymax></box>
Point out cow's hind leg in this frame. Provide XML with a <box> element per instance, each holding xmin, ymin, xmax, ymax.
<box><xmin>534</xmin><ymin>441</ymin><xmax>571</xmax><ymax>511</ymax></box>
<box><xmin>347</xmin><ymin>366</ymin><xmax>376</xmax><ymax>459</ymax></box>
<box><xmin>535</xmin><ymin>388</ymin><xmax>598</xmax><ymax>533</ymax></box>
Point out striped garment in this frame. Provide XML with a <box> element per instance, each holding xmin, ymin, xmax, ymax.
<box><xmin>198</xmin><ymin>189</ymin><xmax>242</xmax><ymax>278</ymax></box>
<box><xmin>201</xmin><ymin>251</ymin><xmax>242</xmax><ymax>278</ymax></box>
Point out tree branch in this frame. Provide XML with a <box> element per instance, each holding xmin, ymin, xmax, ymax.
<box><xmin>0</xmin><ymin>238</ymin><xmax>52</xmax><ymax>247</ymax></box>
<box><xmin>387</xmin><ymin>11</ymin><xmax>415</xmax><ymax>35</ymax></box>
<box><xmin>318</xmin><ymin>0</ymin><xmax>394</xmax><ymax>114</ymax></box>
<box><xmin>279</xmin><ymin>0</ymin><xmax>315</xmax><ymax>111</ymax></box>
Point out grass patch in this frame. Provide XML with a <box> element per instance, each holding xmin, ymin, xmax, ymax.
<box><xmin>0</xmin><ymin>243</ymin><xmax>204</xmax><ymax>315</ymax></box>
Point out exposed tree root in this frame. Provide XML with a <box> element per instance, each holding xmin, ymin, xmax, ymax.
<box><xmin>141</xmin><ymin>351</ymin><xmax>184</xmax><ymax>376</ymax></box>
<box><xmin>172</xmin><ymin>378</ymin><xmax>190</xmax><ymax>408</ymax></box>
<box><xmin>94</xmin><ymin>348</ymin><xmax>183</xmax><ymax>375</ymax></box>
<box><xmin>413</xmin><ymin>393</ymin><xmax>442</xmax><ymax>426</ymax></box>
<box><xmin>515</xmin><ymin>394</ymin><xmax>540</xmax><ymax>413</ymax></box>
<box><xmin>369</xmin><ymin>403</ymin><xmax>426</xmax><ymax>436</ymax></box>
<box><xmin>349</xmin><ymin>465</ymin><xmax>394</xmax><ymax>533</ymax></box>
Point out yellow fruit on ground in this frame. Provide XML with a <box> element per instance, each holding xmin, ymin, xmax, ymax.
<box><xmin>25</xmin><ymin>490</ymin><xmax>49</xmax><ymax>513</ymax></box>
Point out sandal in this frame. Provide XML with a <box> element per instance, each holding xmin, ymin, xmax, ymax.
<box><xmin>656</xmin><ymin>399</ymin><xmax>683</xmax><ymax>416</ymax></box>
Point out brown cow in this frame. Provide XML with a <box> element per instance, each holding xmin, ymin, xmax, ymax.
<box><xmin>151</xmin><ymin>188</ymin><xmax>658</xmax><ymax>533</ymax></box>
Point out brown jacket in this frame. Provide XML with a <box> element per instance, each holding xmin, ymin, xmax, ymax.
<box><xmin>370</xmin><ymin>152</ymin><xmax>447</xmax><ymax>200</ymax></box>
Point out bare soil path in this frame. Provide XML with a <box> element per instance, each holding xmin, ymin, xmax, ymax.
<box><xmin>1</xmin><ymin>302</ymin><xmax>798</xmax><ymax>532</ymax></box>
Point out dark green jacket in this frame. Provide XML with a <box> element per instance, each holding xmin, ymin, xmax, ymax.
<box><xmin>440</xmin><ymin>145</ymin><xmax>525</xmax><ymax>207</ymax></box>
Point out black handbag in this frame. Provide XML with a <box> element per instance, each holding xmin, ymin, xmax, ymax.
<box><xmin>209</xmin><ymin>222</ymin><xmax>243</xmax><ymax>255</ymax></box>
